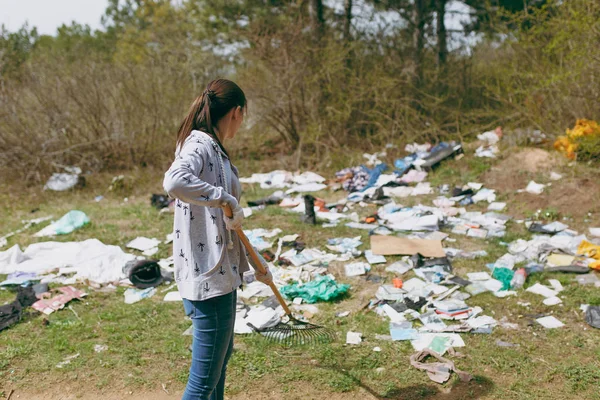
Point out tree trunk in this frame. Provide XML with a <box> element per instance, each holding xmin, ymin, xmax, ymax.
<box><xmin>436</xmin><ymin>0</ymin><xmax>447</xmax><ymax>68</ymax></box>
<box><xmin>343</xmin><ymin>0</ymin><xmax>353</xmax><ymax>42</ymax></box>
<box><xmin>310</xmin><ymin>0</ymin><xmax>325</xmax><ymax>39</ymax></box>
<box><xmin>412</xmin><ymin>0</ymin><xmax>426</xmax><ymax>84</ymax></box>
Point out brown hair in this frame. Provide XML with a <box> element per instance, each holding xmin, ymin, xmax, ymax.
<box><xmin>176</xmin><ymin>78</ymin><xmax>247</xmax><ymax>157</ymax></box>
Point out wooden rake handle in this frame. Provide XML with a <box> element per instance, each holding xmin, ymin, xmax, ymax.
<box><xmin>223</xmin><ymin>204</ymin><xmax>292</xmax><ymax>315</ymax></box>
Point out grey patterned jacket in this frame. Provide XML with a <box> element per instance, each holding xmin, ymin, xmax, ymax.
<box><xmin>163</xmin><ymin>130</ymin><xmax>249</xmax><ymax>301</ymax></box>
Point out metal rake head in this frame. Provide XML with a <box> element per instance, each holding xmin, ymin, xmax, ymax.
<box><xmin>250</xmin><ymin>316</ymin><xmax>335</xmax><ymax>346</ymax></box>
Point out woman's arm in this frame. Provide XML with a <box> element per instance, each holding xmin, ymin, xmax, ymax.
<box><xmin>163</xmin><ymin>140</ymin><xmax>237</xmax><ymax>209</ymax></box>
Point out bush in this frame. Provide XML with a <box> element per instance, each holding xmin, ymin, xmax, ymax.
<box><xmin>1</xmin><ymin>0</ymin><xmax>599</xmax><ymax>182</ymax></box>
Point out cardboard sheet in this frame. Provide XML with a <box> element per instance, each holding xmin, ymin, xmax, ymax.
<box><xmin>371</xmin><ymin>235</ymin><xmax>445</xmax><ymax>257</ymax></box>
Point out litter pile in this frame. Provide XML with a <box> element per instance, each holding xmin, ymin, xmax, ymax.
<box><xmin>475</xmin><ymin>127</ymin><xmax>502</xmax><ymax>158</ymax></box>
<box><xmin>2</xmin><ymin>132</ymin><xmax>600</xmax><ymax>385</ymax></box>
<box><xmin>0</xmin><ymin>213</ymin><xmax>177</xmax><ymax>330</ymax></box>
<box><xmin>232</xmin><ymin>136</ymin><xmax>600</xmax><ymax>383</ymax></box>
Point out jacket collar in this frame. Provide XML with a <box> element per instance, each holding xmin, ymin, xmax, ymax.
<box><xmin>191</xmin><ymin>130</ymin><xmax>230</xmax><ymax>160</ymax></box>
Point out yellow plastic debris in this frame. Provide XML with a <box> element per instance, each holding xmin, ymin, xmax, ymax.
<box><xmin>555</xmin><ymin>119</ymin><xmax>600</xmax><ymax>160</ymax></box>
<box><xmin>578</xmin><ymin>240</ymin><xmax>600</xmax><ymax>270</ymax></box>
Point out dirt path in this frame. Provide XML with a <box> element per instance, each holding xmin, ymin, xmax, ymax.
<box><xmin>8</xmin><ymin>391</ymin><xmax>178</xmax><ymax>400</ymax></box>
<box><xmin>10</xmin><ymin>389</ymin><xmax>378</xmax><ymax>400</ymax></box>
<box><xmin>7</xmin><ymin>379</ymin><xmax>495</xmax><ymax>400</ymax></box>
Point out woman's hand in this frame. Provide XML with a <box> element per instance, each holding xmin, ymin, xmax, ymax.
<box><xmin>224</xmin><ymin>204</ymin><xmax>244</xmax><ymax>230</ymax></box>
<box><xmin>221</xmin><ymin>196</ymin><xmax>244</xmax><ymax>230</ymax></box>
<box><xmin>254</xmin><ymin>265</ymin><xmax>273</xmax><ymax>286</ymax></box>
<box><xmin>252</xmin><ymin>251</ymin><xmax>273</xmax><ymax>285</ymax></box>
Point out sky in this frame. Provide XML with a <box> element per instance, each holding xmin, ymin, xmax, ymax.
<box><xmin>0</xmin><ymin>0</ymin><xmax>474</xmax><ymax>50</ymax></box>
<box><xmin>0</xmin><ymin>0</ymin><xmax>109</xmax><ymax>35</ymax></box>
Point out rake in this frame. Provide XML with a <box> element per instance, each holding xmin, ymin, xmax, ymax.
<box><xmin>224</xmin><ymin>205</ymin><xmax>335</xmax><ymax>346</ymax></box>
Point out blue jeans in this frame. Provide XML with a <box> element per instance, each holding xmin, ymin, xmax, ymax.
<box><xmin>182</xmin><ymin>291</ymin><xmax>236</xmax><ymax>400</ymax></box>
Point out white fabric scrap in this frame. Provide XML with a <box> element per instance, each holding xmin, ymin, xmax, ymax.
<box><xmin>346</xmin><ymin>331</ymin><xmax>363</xmax><ymax>345</ymax></box>
<box><xmin>467</xmin><ymin>272</ymin><xmax>491</xmax><ymax>281</ymax></box>
<box><xmin>235</xmin><ymin>306</ymin><xmax>281</xmax><ymax>334</ymax></box>
<box><xmin>467</xmin><ymin>316</ymin><xmax>497</xmax><ymax>329</ymax></box>
<box><xmin>163</xmin><ymin>291</ymin><xmax>182</xmax><ymax>302</ymax></box>
<box><xmin>524</xmin><ymin>181</ymin><xmax>545</xmax><ymax>195</ymax></box>
<box><xmin>0</xmin><ymin>239</ymin><xmax>135</xmax><ymax>284</ymax></box>
<box><xmin>124</xmin><ymin>287</ymin><xmax>156</xmax><ymax>304</ymax></box>
<box><xmin>345</xmin><ymin>262</ymin><xmax>369</xmax><ymax>277</ymax></box>
<box><xmin>483</xmin><ymin>279</ymin><xmax>504</xmax><ymax>293</ymax></box>
<box><xmin>44</xmin><ymin>167</ymin><xmax>82</xmax><ymax>191</ymax></box>
<box><xmin>550</xmin><ymin>172</ymin><xmax>563</xmax><ymax>181</ymax></box>
<box><xmin>526</xmin><ymin>283</ymin><xmax>558</xmax><ymax>298</ymax></box>
<box><xmin>285</xmin><ymin>183</ymin><xmax>327</xmax><ymax>194</ymax></box>
<box><xmin>536</xmin><ymin>316</ymin><xmax>564</xmax><ymax>329</ymax></box>
<box><xmin>488</xmin><ymin>202</ymin><xmax>506</xmax><ymax>211</ymax></box>
<box><xmin>365</xmin><ymin>250</ymin><xmax>387</xmax><ymax>264</ymax></box>
<box><xmin>239</xmin><ymin>281</ymin><xmax>275</xmax><ymax>299</ymax></box>
<box><xmin>543</xmin><ymin>296</ymin><xmax>562</xmax><ymax>306</ymax></box>
<box><xmin>548</xmin><ymin>279</ymin><xmax>564</xmax><ymax>292</ymax></box>
<box><xmin>386</xmin><ymin>261</ymin><xmax>412</xmax><ymax>275</ymax></box>
<box><xmin>127</xmin><ymin>237</ymin><xmax>161</xmax><ymax>252</ymax></box>
<box><xmin>292</xmin><ymin>171</ymin><xmax>326</xmax><ymax>185</ymax></box>
<box><xmin>472</xmin><ymin>189</ymin><xmax>496</xmax><ymax>203</ymax></box>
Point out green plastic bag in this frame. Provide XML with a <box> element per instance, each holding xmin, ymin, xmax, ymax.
<box><xmin>492</xmin><ymin>267</ymin><xmax>514</xmax><ymax>291</ymax></box>
<box><xmin>280</xmin><ymin>275</ymin><xmax>350</xmax><ymax>304</ymax></box>
<box><xmin>52</xmin><ymin>210</ymin><xmax>90</xmax><ymax>235</ymax></box>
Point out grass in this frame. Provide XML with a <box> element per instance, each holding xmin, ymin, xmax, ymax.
<box><xmin>1</xmin><ymin>158</ymin><xmax>600</xmax><ymax>399</ymax></box>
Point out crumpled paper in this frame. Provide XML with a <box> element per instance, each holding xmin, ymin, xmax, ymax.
<box><xmin>410</xmin><ymin>349</ymin><xmax>473</xmax><ymax>384</ymax></box>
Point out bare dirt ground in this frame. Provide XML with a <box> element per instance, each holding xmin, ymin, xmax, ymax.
<box><xmin>483</xmin><ymin>148</ymin><xmax>561</xmax><ymax>191</ymax></box>
<box><xmin>11</xmin><ymin>378</ymin><xmax>494</xmax><ymax>400</ymax></box>
<box><xmin>482</xmin><ymin>147</ymin><xmax>600</xmax><ymax>223</ymax></box>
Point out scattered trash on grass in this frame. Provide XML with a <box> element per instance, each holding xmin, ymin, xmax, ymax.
<box><xmin>34</xmin><ymin>210</ymin><xmax>90</xmax><ymax>237</ymax></box>
<box><xmin>126</xmin><ymin>237</ymin><xmax>161</xmax><ymax>256</ymax></box>
<box><xmin>0</xmin><ymin>239</ymin><xmax>136</xmax><ymax>284</ymax></box>
<box><xmin>94</xmin><ymin>344</ymin><xmax>108</xmax><ymax>353</ymax></box>
<box><xmin>56</xmin><ymin>353</ymin><xmax>80</xmax><ymax>368</ymax></box>
<box><xmin>280</xmin><ymin>275</ymin><xmax>350</xmax><ymax>303</ymax></box>
<box><xmin>536</xmin><ymin>316</ymin><xmax>564</xmax><ymax>329</ymax></box>
<box><xmin>0</xmin><ymin>286</ymin><xmax>37</xmax><ymax>332</ymax></box>
<box><xmin>124</xmin><ymin>287</ymin><xmax>157</xmax><ymax>304</ymax></box>
<box><xmin>345</xmin><ymin>262</ymin><xmax>370</xmax><ymax>277</ymax></box>
<box><xmin>44</xmin><ymin>167</ymin><xmax>83</xmax><ymax>191</ymax></box>
<box><xmin>123</xmin><ymin>259</ymin><xmax>165</xmax><ymax>289</ymax></box>
<box><xmin>410</xmin><ymin>349</ymin><xmax>472</xmax><ymax>384</ymax></box>
<box><xmin>346</xmin><ymin>331</ymin><xmax>362</xmax><ymax>345</ymax></box>
<box><xmin>163</xmin><ymin>291</ymin><xmax>182</xmax><ymax>302</ymax></box>
<box><xmin>495</xmin><ymin>339</ymin><xmax>519</xmax><ymax>348</ymax></box>
<box><xmin>32</xmin><ymin>286</ymin><xmax>87</xmax><ymax>315</ymax></box>
<box><xmin>475</xmin><ymin>127</ymin><xmax>502</xmax><ymax>158</ymax></box>
<box><xmin>554</xmin><ymin>119</ymin><xmax>600</xmax><ymax>160</ymax></box>
<box><xmin>370</xmin><ymin>236</ymin><xmax>445</xmax><ymax>257</ymax></box>
<box><xmin>523</xmin><ymin>181</ymin><xmax>546</xmax><ymax>195</ymax></box>
<box><xmin>585</xmin><ymin>306</ymin><xmax>600</xmax><ymax>329</ymax></box>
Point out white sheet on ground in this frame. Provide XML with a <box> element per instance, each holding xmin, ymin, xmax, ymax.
<box><xmin>0</xmin><ymin>239</ymin><xmax>136</xmax><ymax>284</ymax></box>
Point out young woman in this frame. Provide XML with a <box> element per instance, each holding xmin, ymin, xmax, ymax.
<box><xmin>163</xmin><ymin>78</ymin><xmax>272</xmax><ymax>400</ymax></box>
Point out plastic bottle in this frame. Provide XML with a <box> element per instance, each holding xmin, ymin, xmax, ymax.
<box><xmin>510</xmin><ymin>268</ymin><xmax>527</xmax><ymax>289</ymax></box>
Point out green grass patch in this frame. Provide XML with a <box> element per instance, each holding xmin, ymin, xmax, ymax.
<box><xmin>2</xmin><ymin>159</ymin><xmax>600</xmax><ymax>399</ymax></box>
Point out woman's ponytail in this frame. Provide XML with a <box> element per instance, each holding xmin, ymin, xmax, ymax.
<box><xmin>175</xmin><ymin>80</ymin><xmax>246</xmax><ymax>157</ymax></box>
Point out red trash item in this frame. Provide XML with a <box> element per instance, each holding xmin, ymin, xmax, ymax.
<box><xmin>32</xmin><ymin>286</ymin><xmax>87</xmax><ymax>315</ymax></box>
<box><xmin>393</xmin><ymin>278</ymin><xmax>403</xmax><ymax>288</ymax></box>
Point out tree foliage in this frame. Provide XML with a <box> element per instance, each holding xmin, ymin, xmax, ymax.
<box><xmin>0</xmin><ymin>0</ymin><xmax>598</xmax><ymax>181</ymax></box>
